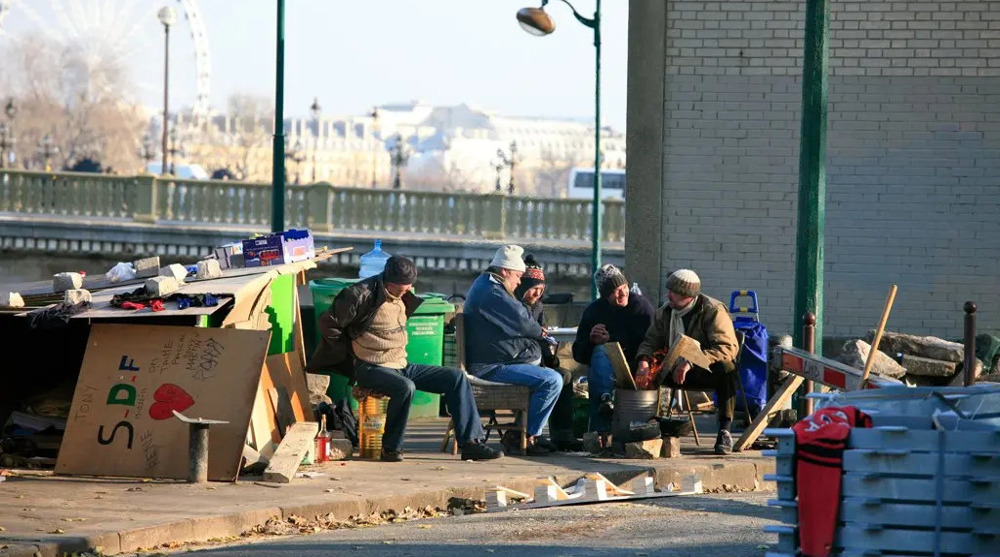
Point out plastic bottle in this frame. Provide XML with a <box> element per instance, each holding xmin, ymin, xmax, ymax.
<box><xmin>630</xmin><ymin>282</ymin><xmax>643</xmax><ymax>296</ymax></box>
<box><xmin>358</xmin><ymin>239</ymin><xmax>391</xmax><ymax>279</ymax></box>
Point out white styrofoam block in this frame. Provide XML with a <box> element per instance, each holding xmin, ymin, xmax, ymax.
<box><xmin>196</xmin><ymin>259</ymin><xmax>223</xmax><ymax>279</ymax></box>
<box><xmin>53</xmin><ymin>272</ymin><xmax>83</xmax><ymax>292</ymax></box>
<box><xmin>145</xmin><ymin>276</ymin><xmax>180</xmax><ymax>297</ymax></box>
<box><xmin>63</xmin><ymin>289</ymin><xmax>92</xmax><ymax>305</ymax></box>
<box><xmin>159</xmin><ymin>263</ymin><xmax>188</xmax><ymax>282</ymax></box>
<box><xmin>0</xmin><ymin>291</ymin><xmax>25</xmax><ymax>308</ymax></box>
<box><xmin>132</xmin><ymin>256</ymin><xmax>160</xmax><ymax>278</ymax></box>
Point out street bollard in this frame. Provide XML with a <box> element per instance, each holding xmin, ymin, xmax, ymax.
<box><xmin>803</xmin><ymin>312</ymin><xmax>816</xmax><ymax>417</ymax></box>
<box><xmin>964</xmin><ymin>301</ymin><xmax>977</xmax><ymax>387</ymax></box>
<box><xmin>172</xmin><ymin>410</ymin><xmax>229</xmax><ymax>483</ymax></box>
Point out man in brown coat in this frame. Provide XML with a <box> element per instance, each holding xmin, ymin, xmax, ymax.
<box><xmin>635</xmin><ymin>269</ymin><xmax>740</xmax><ymax>454</ymax></box>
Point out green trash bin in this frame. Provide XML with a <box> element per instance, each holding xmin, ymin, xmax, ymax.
<box><xmin>308</xmin><ymin>280</ymin><xmax>455</xmax><ymax>418</ymax></box>
<box><xmin>405</xmin><ymin>295</ymin><xmax>455</xmax><ymax>418</ymax></box>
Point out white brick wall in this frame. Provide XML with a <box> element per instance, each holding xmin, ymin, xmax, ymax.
<box><xmin>656</xmin><ymin>0</ymin><xmax>1000</xmax><ymax>338</ymax></box>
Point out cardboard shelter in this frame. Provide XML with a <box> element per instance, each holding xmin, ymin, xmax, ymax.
<box><xmin>3</xmin><ymin>250</ymin><xmax>347</xmax><ymax>481</ymax></box>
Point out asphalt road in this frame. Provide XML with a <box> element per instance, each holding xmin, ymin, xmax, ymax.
<box><xmin>155</xmin><ymin>492</ymin><xmax>780</xmax><ymax>557</ymax></box>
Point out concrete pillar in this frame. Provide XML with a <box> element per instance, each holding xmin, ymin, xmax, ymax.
<box><xmin>625</xmin><ymin>1</ymin><xmax>668</xmax><ymax>304</ymax></box>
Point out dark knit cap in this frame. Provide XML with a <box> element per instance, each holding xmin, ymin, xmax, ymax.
<box><xmin>383</xmin><ymin>256</ymin><xmax>418</xmax><ymax>285</ymax></box>
<box><xmin>595</xmin><ymin>264</ymin><xmax>628</xmax><ymax>299</ymax></box>
<box><xmin>515</xmin><ymin>254</ymin><xmax>546</xmax><ymax>300</ymax></box>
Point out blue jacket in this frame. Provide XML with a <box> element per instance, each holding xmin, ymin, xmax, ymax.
<box><xmin>463</xmin><ymin>273</ymin><xmax>544</xmax><ymax>367</ymax></box>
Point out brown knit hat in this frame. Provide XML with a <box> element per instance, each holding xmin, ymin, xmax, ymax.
<box><xmin>667</xmin><ymin>269</ymin><xmax>701</xmax><ymax>298</ymax></box>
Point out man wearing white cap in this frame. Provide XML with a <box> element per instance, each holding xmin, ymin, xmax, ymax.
<box><xmin>635</xmin><ymin>269</ymin><xmax>740</xmax><ymax>455</ymax></box>
<box><xmin>463</xmin><ymin>245</ymin><xmax>564</xmax><ymax>456</ymax></box>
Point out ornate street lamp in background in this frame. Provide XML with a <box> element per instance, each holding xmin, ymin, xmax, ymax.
<box><xmin>309</xmin><ymin>97</ymin><xmax>321</xmax><ymax>183</ymax></box>
<box><xmin>1</xmin><ymin>98</ymin><xmax>17</xmax><ymax>169</ymax></box>
<box><xmin>157</xmin><ymin>5</ymin><xmax>176</xmax><ymax>177</ymax></box>
<box><xmin>370</xmin><ymin>107</ymin><xmax>380</xmax><ymax>188</ymax></box>
<box><xmin>167</xmin><ymin>126</ymin><xmax>183</xmax><ymax>175</ymax></box>
<box><xmin>36</xmin><ymin>134</ymin><xmax>59</xmax><ymax>171</ymax></box>
<box><xmin>391</xmin><ymin>135</ymin><xmax>410</xmax><ymax>190</ymax></box>
<box><xmin>517</xmin><ymin>0</ymin><xmax>602</xmax><ymax>299</ymax></box>
<box><xmin>284</xmin><ymin>138</ymin><xmax>305</xmax><ymax>185</ymax></box>
<box><xmin>496</xmin><ymin>140</ymin><xmax>519</xmax><ymax>195</ymax></box>
<box><xmin>137</xmin><ymin>133</ymin><xmax>157</xmax><ymax>170</ymax></box>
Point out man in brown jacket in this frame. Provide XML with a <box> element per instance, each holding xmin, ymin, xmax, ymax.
<box><xmin>635</xmin><ymin>269</ymin><xmax>740</xmax><ymax>455</ymax></box>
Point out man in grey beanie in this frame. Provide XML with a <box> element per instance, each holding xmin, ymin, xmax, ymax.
<box><xmin>635</xmin><ymin>269</ymin><xmax>740</xmax><ymax>455</ymax></box>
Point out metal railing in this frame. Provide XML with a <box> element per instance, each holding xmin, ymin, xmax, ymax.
<box><xmin>0</xmin><ymin>170</ymin><xmax>625</xmax><ymax>243</ymax></box>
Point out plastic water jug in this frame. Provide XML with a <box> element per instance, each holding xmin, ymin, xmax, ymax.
<box><xmin>630</xmin><ymin>282</ymin><xmax>643</xmax><ymax>296</ymax></box>
<box><xmin>358</xmin><ymin>239</ymin><xmax>391</xmax><ymax>279</ymax></box>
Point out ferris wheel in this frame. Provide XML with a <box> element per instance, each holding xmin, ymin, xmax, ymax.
<box><xmin>0</xmin><ymin>0</ymin><xmax>213</xmax><ymax>122</ymax></box>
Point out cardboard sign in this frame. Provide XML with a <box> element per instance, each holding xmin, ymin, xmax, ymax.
<box><xmin>57</xmin><ymin>324</ymin><xmax>270</xmax><ymax>481</ymax></box>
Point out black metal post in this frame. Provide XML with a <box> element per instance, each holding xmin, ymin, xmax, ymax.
<box><xmin>964</xmin><ymin>301</ymin><xmax>977</xmax><ymax>387</ymax></box>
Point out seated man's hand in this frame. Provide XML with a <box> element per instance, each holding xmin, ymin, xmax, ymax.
<box><xmin>589</xmin><ymin>324</ymin><xmax>610</xmax><ymax>345</ymax></box>
<box><xmin>672</xmin><ymin>360</ymin><xmax>692</xmax><ymax>386</ymax></box>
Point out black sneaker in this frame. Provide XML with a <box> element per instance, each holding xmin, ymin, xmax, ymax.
<box><xmin>524</xmin><ymin>441</ymin><xmax>552</xmax><ymax>456</ymax></box>
<box><xmin>714</xmin><ymin>430</ymin><xmax>733</xmax><ymax>455</ymax></box>
<box><xmin>500</xmin><ymin>430</ymin><xmax>523</xmax><ymax>455</ymax></box>
<box><xmin>380</xmin><ymin>449</ymin><xmax>404</xmax><ymax>462</ymax></box>
<box><xmin>533</xmin><ymin>436</ymin><xmax>559</xmax><ymax>452</ymax></box>
<box><xmin>460</xmin><ymin>441</ymin><xmax>504</xmax><ymax>461</ymax></box>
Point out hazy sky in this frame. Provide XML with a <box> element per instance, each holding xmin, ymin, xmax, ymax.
<box><xmin>2</xmin><ymin>0</ymin><xmax>629</xmax><ymax>129</ymax></box>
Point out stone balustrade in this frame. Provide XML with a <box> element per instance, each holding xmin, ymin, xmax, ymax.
<box><xmin>0</xmin><ymin>170</ymin><xmax>625</xmax><ymax>245</ymax></box>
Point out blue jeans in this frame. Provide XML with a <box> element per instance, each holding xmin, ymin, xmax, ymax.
<box><xmin>471</xmin><ymin>363</ymin><xmax>563</xmax><ymax>437</ymax></box>
<box><xmin>588</xmin><ymin>345</ymin><xmax>616</xmax><ymax>433</ymax></box>
<box><xmin>354</xmin><ymin>361</ymin><xmax>485</xmax><ymax>452</ymax></box>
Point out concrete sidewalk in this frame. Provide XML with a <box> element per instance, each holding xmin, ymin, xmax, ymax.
<box><xmin>0</xmin><ymin>420</ymin><xmax>774</xmax><ymax>557</ymax></box>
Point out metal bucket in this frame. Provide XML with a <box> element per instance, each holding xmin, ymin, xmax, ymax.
<box><xmin>612</xmin><ymin>388</ymin><xmax>659</xmax><ymax>441</ymax></box>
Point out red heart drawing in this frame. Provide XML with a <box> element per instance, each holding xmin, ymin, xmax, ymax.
<box><xmin>149</xmin><ymin>383</ymin><xmax>195</xmax><ymax>420</ymax></box>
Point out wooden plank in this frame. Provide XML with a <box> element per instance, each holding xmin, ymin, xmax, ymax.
<box><xmin>733</xmin><ymin>375</ymin><xmax>803</xmax><ymax>453</ymax></box>
<box><xmin>606</xmin><ymin>342</ymin><xmax>637</xmax><ymax>390</ymax></box>
<box><xmin>263</xmin><ymin>421</ymin><xmax>319</xmax><ymax>484</ymax></box>
<box><xmin>651</xmin><ymin>335</ymin><xmax>711</xmax><ymax>385</ymax></box>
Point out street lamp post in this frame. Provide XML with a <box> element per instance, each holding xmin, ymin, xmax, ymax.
<box><xmin>309</xmin><ymin>97</ymin><xmax>321</xmax><ymax>183</ymax></box>
<box><xmin>0</xmin><ymin>123</ymin><xmax>10</xmax><ymax>170</ymax></box>
<box><xmin>370</xmin><ymin>107</ymin><xmax>380</xmax><ymax>188</ymax></box>
<box><xmin>517</xmin><ymin>0</ymin><xmax>601</xmax><ymax>299</ymax></box>
<box><xmin>2</xmin><ymin>98</ymin><xmax>17</xmax><ymax>169</ymax></box>
<box><xmin>391</xmin><ymin>135</ymin><xmax>410</xmax><ymax>190</ymax></box>
<box><xmin>36</xmin><ymin>133</ymin><xmax>58</xmax><ymax>171</ymax></box>
<box><xmin>496</xmin><ymin>141</ymin><xmax>519</xmax><ymax>195</ymax></box>
<box><xmin>167</xmin><ymin>127</ymin><xmax>183</xmax><ymax>175</ymax></box>
<box><xmin>158</xmin><ymin>6</ymin><xmax>176</xmax><ymax>177</ymax></box>
<box><xmin>137</xmin><ymin>133</ymin><xmax>157</xmax><ymax>171</ymax></box>
<box><xmin>284</xmin><ymin>138</ymin><xmax>305</xmax><ymax>185</ymax></box>
<box><xmin>271</xmin><ymin>0</ymin><xmax>287</xmax><ymax>233</ymax></box>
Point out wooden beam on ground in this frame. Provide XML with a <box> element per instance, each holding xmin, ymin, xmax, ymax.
<box><xmin>733</xmin><ymin>376</ymin><xmax>803</xmax><ymax>453</ymax></box>
<box><xmin>263</xmin><ymin>422</ymin><xmax>319</xmax><ymax>484</ymax></box>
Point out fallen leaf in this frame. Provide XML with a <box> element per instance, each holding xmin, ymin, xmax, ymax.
<box><xmin>142</xmin><ymin>478</ymin><xmax>153</xmax><ymax>483</ymax></box>
<box><xmin>15</xmin><ymin>494</ymin><xmax>24</xmax><ymax>499</ymax></box>
<box><xmin>417</xmin><ymin>525</ymin><xmax>433</xmax><ymax>529</ymax></box>
<box><xmin>0</xmin><ymin>526</ymin><xmax>5</xmax><ymax>532</ymax></box>
<box><xmin>50</xmin><ymin>528</ymin><xmax>65</xmax><ymax>534</ymax></box>
<box><xmin>757</xmin><ymin>545</ymin><xmax>771</xmax><ymax>550</ymax></box>
<box><xmin>433</xmin><ymin>466</ymin><xmax>447</xmax><ymax>471</ymax></box>
<box><xmin>400</xmin><ymin>478</ymin><xmax>411</xmax><ymax>481</ymax></box>
<box><xmin>324</xmin><ymin>489</ymin><xmax>336</xmax><ymax>493</ymax></box>
<box><xmin>382</xmin><ymin>540</ymin><xmax>393</xmax><ymax>544</ymax></box>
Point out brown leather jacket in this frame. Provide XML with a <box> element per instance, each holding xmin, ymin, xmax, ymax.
<box><xmin>305</xmin><ymin>274</ymin><xmax>422</xmax><ymax>380</ymax></box>
<box><xmin>636</xmin><ymin>293</ymin><xmax>739</xmax><ymax>368</ymax></box>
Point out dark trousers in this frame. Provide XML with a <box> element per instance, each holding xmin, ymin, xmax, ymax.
<box><xmin>354</xmin><ymin>361</ymin><xmax>485</xmax><ymax>452</ymax></box>
<box><xmin>661</xmin><ymin>361</ymin><xmax>737</xmax><ymax>426</ymax></box>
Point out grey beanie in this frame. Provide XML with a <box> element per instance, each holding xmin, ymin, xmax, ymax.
<box><xmin>594</xmin><ymin>264</ymin><xmax>628</xmax><ymax>299</ymax></box>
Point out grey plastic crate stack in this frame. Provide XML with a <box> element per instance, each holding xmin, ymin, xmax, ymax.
<box><xmin>762</xmin><ymin>385</ymin><xmax>1000</xmax><ymax>557</ymax></box>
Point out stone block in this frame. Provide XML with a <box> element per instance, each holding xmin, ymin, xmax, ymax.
<box><xmin>159</xmin><ymin>263</ymin><xmax>189</xmax><ymax>282</ymax></box>
<box><xmin>327</xmin><ymin>439</ymin><xmax>353</xmax><ymax>460</ymax></box>
<box><xmin>583</xmin><ymin>431</ymin><xmax>610</xmax><ymax>454</ymax></box>
<box><xmin>145</xmin><ymin>276</ymin><xmax>180</xmax><ymax>297</ymax></box>
<box><xmin>196</xmin><ymin>259</ymin><xmax>223</xmax><ymax>280</ymax></box>
<box><xmin>52</xmin><ymin>272</ymin><xmax>83</xmax><ymax>292</ymax></box>
<box><xmin>836</xmin><ymin>339</ymin><xmax>907</xmax><ymax>379</ymax></box>
<box><xmin>307</xmin><ymin>372</ymin><xmax>332</xmax><ymax>406</ymax></box>
<box><xmin>624</xmin><ymin>438</ymin><xmax>662</xmax><ymax>459</ymax></box>
<box><xmin>871</xmin><ymin>330</ymin><xmax>964</xmax><ymax>363</ymax></box>
<box><xmin>0</xmin><ymin>291</ymin><xmax>24</xmax><ymax>308</ymax></box>
<box><xmin>132</xmin><ymin>256</ymin><xmax>160</xmax><ymax>278</ymax></box>
<box><xmin>900</xmin><ymin>354</ymin><xmax>957</xmax><ymax>377</ymax></box>
<box><xmin>661</xmin><ymin>435</ymin><xmax>681</xmax><ymax>458</ymax></box>
<box><xmin>63</xmin><ymin>289</ymin><xmax>92</xmax><ymax>305</ymax></box>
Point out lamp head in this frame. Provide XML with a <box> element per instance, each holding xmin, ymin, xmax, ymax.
<box><xmin>310</xmin><ymin>97</ymin><xmax>321</xmax><ymax>120</ymax></box>
<box><xmin>157</xmin><ymin>6</ymin><xmax>177</xmax><ymax>27</ymax></box>
<box><xmin>4</xmin><ymin>98</ymin><xmax>15</xmax><ymax>119</ymax></box>
<box><xmin>516</xmin><ymin>7</ymin><xmax>555</xmax><ymax>36</ymax></box>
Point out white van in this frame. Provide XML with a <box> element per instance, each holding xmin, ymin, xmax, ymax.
<box><xmin>146</xmin><ymin>163</ymin><xmax>210</xmax><ymax>180</ymax></box>
<box><xmin>566</xmin><ymin>168</ymin><xmax>626</xmax><ymax>200</ymax></box>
